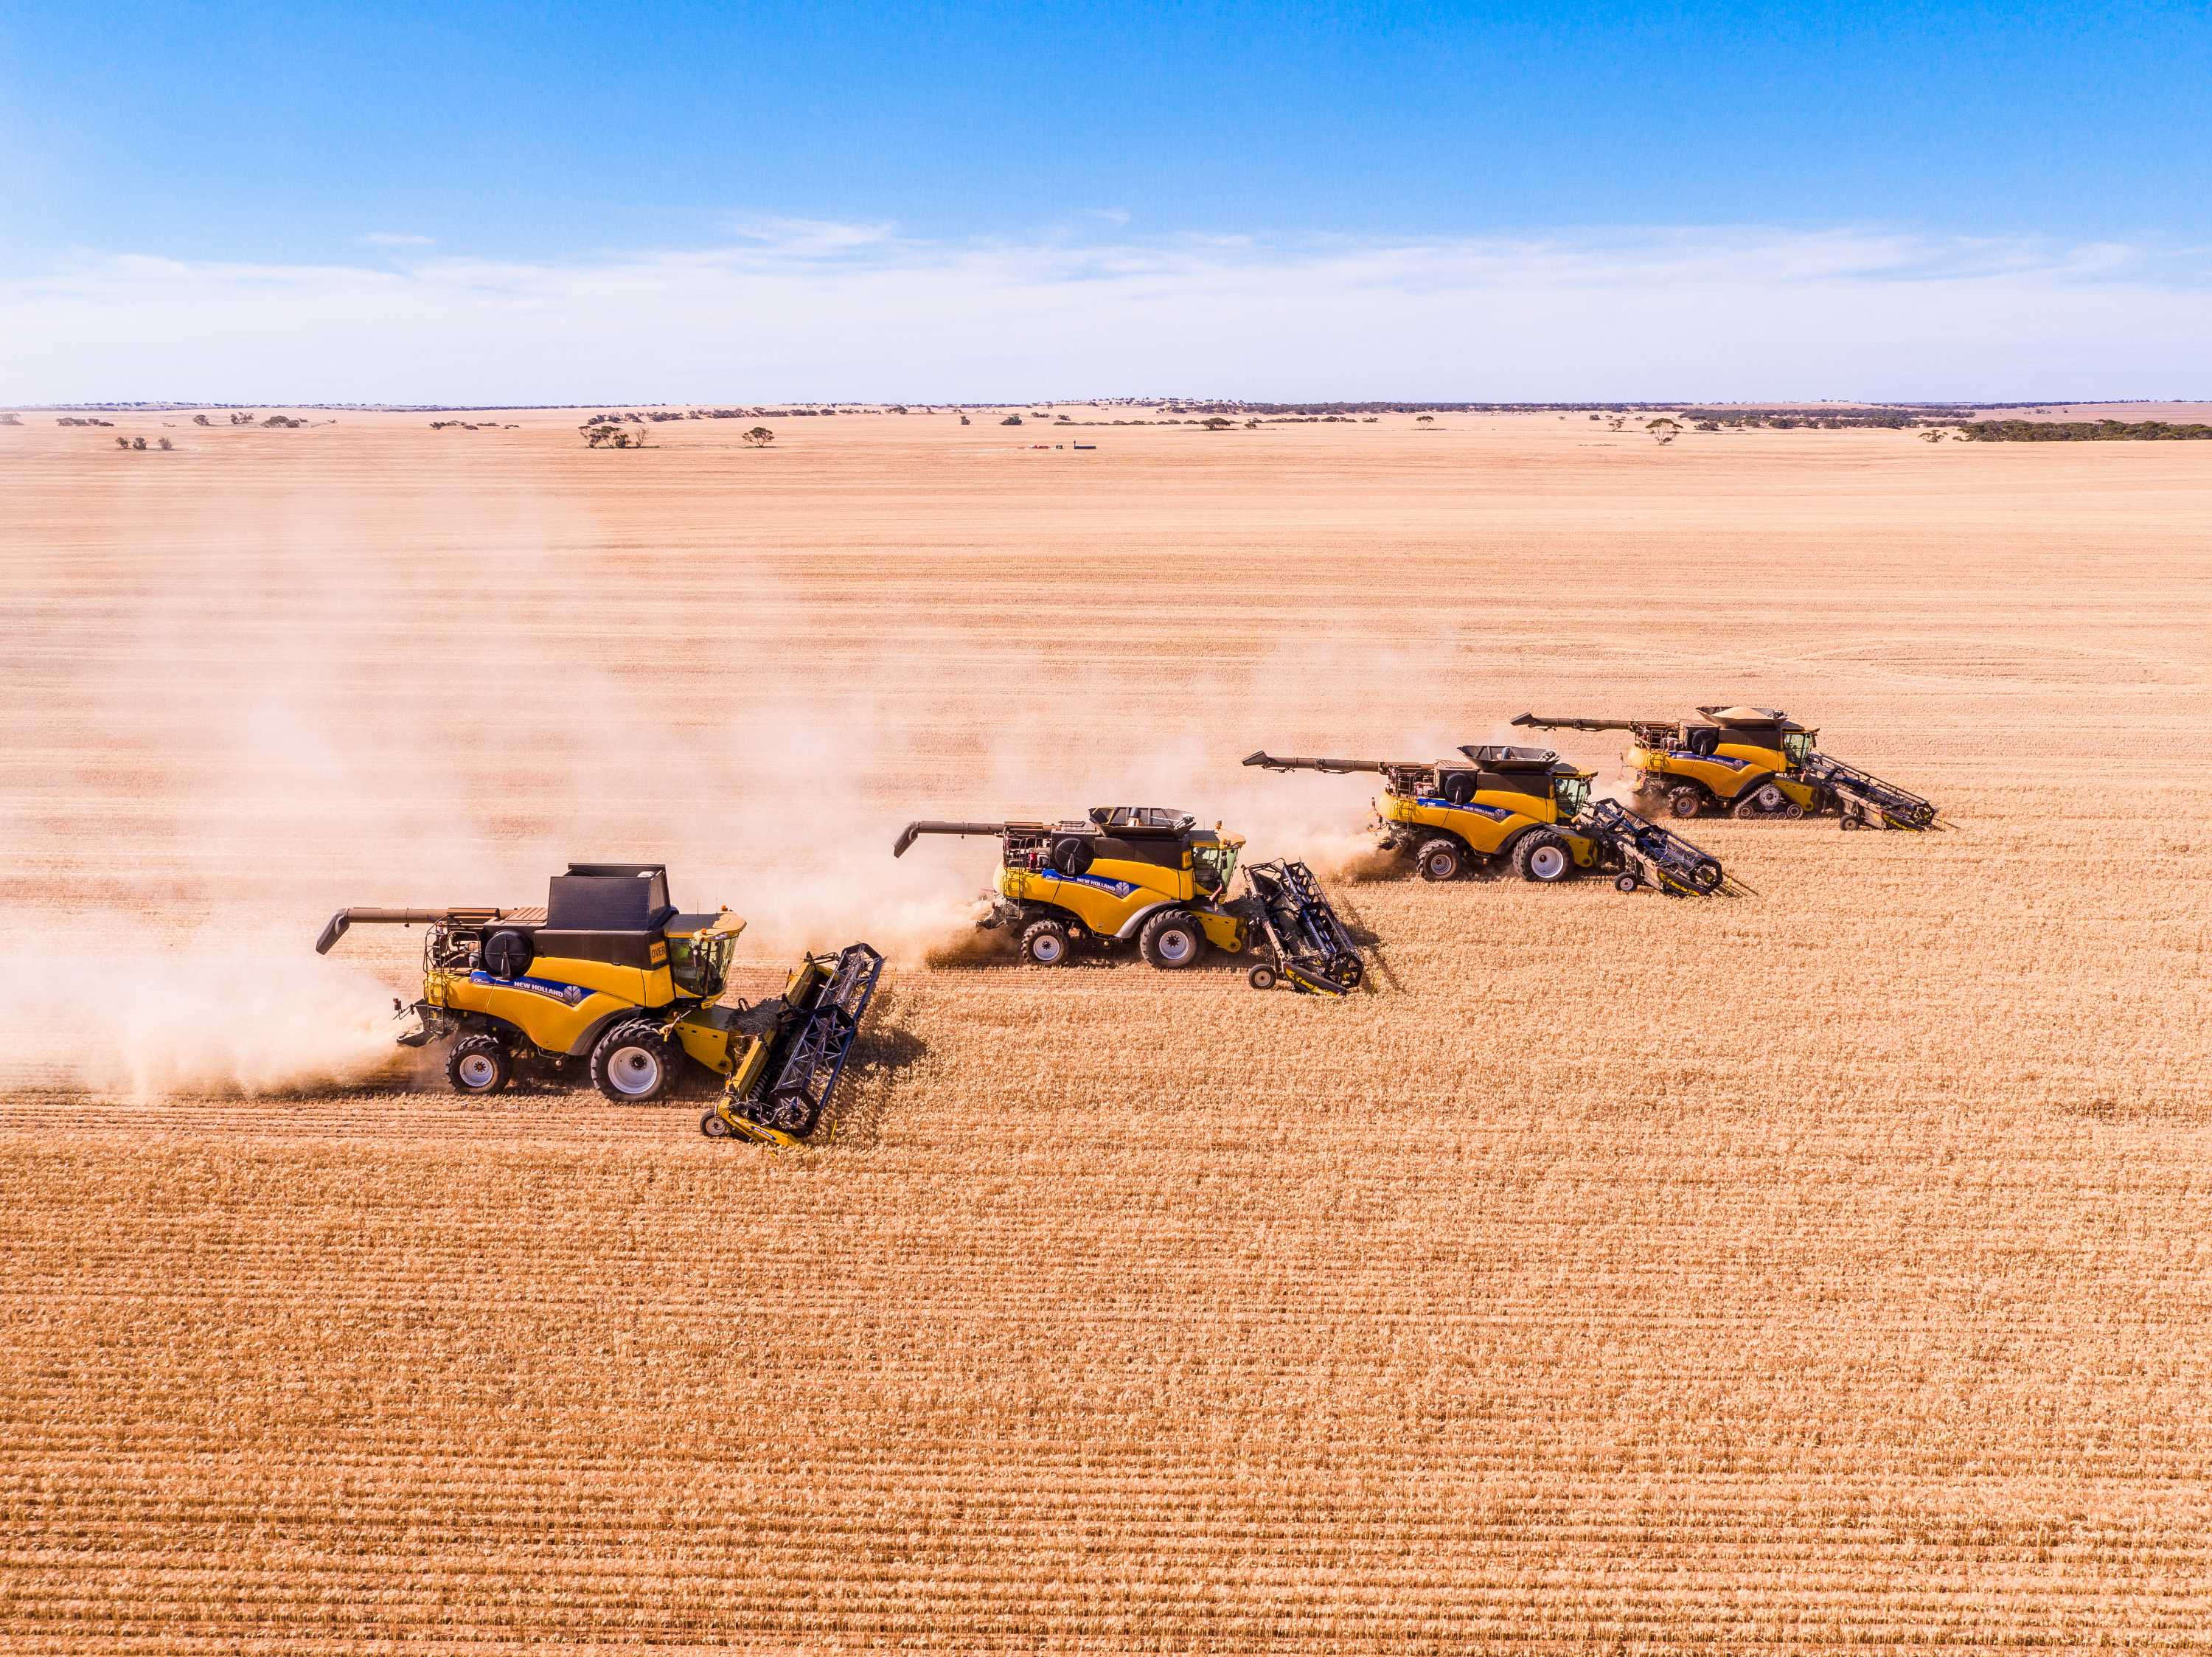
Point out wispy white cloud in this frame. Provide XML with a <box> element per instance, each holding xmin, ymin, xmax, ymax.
<box><xmin>723</xmin><ymin>215</ymin><xmax>899</xmax><ymax>257</ymax></box>
<box><xmin>4</xmin><ymin>223</ymin><xmax>2206</xmax><ymax>403</ymax></box>
<box><xmin>361</xmin><ymin>231</ymin><xmax>435</xmax><ymax>247</ymax></box>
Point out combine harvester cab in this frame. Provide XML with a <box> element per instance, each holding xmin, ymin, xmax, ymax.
<box><xmin>1242</xmin><ymin>746</ymin><xmax>1730</xmax><ymax>893</ymax></box>
<box><xmin>894</xmin><ymin>807</ymin><xmax>1366</xmax><ymax>988</ymax></box>
<box><xmin>314</xmin><ymin>862</ymin><xmax>882</xmax><ymax>1144</ymax></box>
<box><xmin>1512</xmin><ymin>709</ymin><xmax>1944</xmax><ymax>830</ymax></box>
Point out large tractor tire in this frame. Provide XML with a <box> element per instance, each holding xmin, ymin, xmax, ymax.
<box><xmin>1020</xmin><ymin>918</ymin><xmax>1071</xmax><ymax>966</ymax></box>
<box><xmin>590</xmin><ymin>1018</ymin><xmax>677</xmax><ymax>1103</ymax></box>
<box><xmin>445</xmin><ymin>1033</ymin><xmax>511</xmax><ymax>1096</ymax></box>
<box><xmin>1138</xmin><ymin>908</ymin><xmax>1205</xmax><ymax>970</ymax></box>
<box><xmin>1414</xmin><ymin>837</ymin><xmax>1463</xmax><ymax>881</ymax></box>
<box><xmin>1513</xmin><ymin>831</ymin><xmax>1573</xmax><ymax>883</ymax></box>
<box><xmin>1667</xmin><ymin>785</ymin><xmax>1704</xmax><ymax>820</ymax></box>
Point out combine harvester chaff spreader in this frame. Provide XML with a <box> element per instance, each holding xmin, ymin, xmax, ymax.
<box><xmin>894</xmin><ymin>806</ymin><xmax>1365</xmax><ymax>993</ymax></box>
<box><xmin>1244</xmin><ymin>746</ymin><xmax>1738</xmax><ymax>895</ymax></box>
<box><xmin>1511</xmin><ymin>706</ymin><xmax>1945</xmax><ymax>830</ymax></box>
<box><xmin>316</xmin><ymin>862</ymin><xmax>882</xmax><ymax>1144</ymax></box>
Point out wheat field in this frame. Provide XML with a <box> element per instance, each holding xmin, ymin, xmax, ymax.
<box><xmin>3</xmin><ymin>408</ymin><xmax>2210</xmax><ymax>1651</ymax></box>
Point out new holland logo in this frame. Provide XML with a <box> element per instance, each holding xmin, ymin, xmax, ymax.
<box><xmin>1670</xmin><ymin>751</ymin><xmax>1750</xmax><ymax>768</ymax></box>
<box><xmin>470</xmin><ymin>970</ymin><xmax>591</xmax><ymax>1005</ymax></box>
<box><xmin>1416</xmin><ymin>796</ymin><xmax>1511</xmax><ymax>820</ymax></box>
<box><xmin>1048</xmin><ymin>872</ymin><xmax>1139</xmax><ymax>897</ymax></box>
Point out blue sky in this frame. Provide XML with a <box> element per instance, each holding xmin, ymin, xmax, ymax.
<box><xmin>2</xmin><ymin>2</ymin><xmax>2208</xmax><ymax>400</ymax></box>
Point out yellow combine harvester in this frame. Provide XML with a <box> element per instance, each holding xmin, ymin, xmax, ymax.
<box><xmin>315</xmin><ymin>862</ymin><xmax>882</xmax><ymax>1144</ymax></box>
<box><xmin>894</xmin><ymin>805</ymin><xmax>1364</xmax><ymax>992</ymax></box>
<box><xmin>1512</xmin><ymin>707</ymin><xmax>1944</xmax><ymax>829</ymax></box>
<box><xmin>1244</xmin><ymin>746</ymin><xmax>1732</xmax><ymax>894</ymax></box>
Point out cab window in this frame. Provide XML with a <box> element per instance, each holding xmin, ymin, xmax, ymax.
<box><xmin>1192</xmin><ymin>844</ymin><xmax>1239</xmax><ymax>894</ymax></box>
<box><xmin>1782</xmin><ymin>731</ymin><xmax>1812</xmax><ymax>765</ymax></box>
<box><xmin>1553</xmin><ymin>776</ymin><xmax>1590</xmax><ymax>817</ymax></box>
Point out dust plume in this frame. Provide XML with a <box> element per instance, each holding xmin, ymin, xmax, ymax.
<box><xmin>0</xmin><ymin>464</ymin><xmax>1484</xmax><ymax>1094</ymax></box>
<box><xmin>0</xmin><ymin>926</ymin><xmax>409</xmax><ymax>1098</ymax></box>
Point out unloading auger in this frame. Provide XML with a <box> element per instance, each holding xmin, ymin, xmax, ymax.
<box><xmin>1512</xmin><ymin>708</ymin><xmax>1945</xmax><ymax>829</ymax></box>
<box><xmin>1242</xmin><ymin>747</ymin><xmax>1733</xmax><ymax>893</ymax></box>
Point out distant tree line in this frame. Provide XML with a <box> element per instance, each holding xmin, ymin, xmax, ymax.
<box><xmin>1680</xmin><ymin>407</ymin><xmax>1952</xmax><ymax>431</ymax></box>
<box><xmin>1955</xmin><ymin>419</ymin><xmax>2212</xmax><ymax>442</ymax></box>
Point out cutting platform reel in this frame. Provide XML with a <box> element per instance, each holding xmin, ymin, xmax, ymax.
<box><xmin>1798</xmin><ymin>754</ymin><xmax>1945</xmax><ymax>831</ymax></box>
<box><xmin>702</xmin><ymin>942</ymin><xmax>886</xmax><ymax>1145</ymax></box>
<box><xmin>1576</xmin><ymin>799</ymin><xmax>1744</xmax><ymax>896</ymax></box>
<box><xmin>1239</xmin><ymin>859</ymin><xmax>1366</xmax><ymax>995</ymax></box>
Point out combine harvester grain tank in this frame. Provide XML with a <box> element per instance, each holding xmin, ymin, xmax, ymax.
<box><xmin>1511</xmin><ymin>706</ymin><xmax>1945</xmax><ymax>830</ymax></box>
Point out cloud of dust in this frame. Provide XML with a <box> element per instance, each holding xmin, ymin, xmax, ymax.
<box><xmin>1</xmin><ymin>476</ymin><xmax>1523</xmax><ymax>1097</ymax></box>
<box><xmin>0</xmin><ymin>926</ymin><xmax>409</xmax><ymax>1098</ymax></box>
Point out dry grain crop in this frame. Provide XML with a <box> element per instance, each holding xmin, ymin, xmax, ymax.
<box><xmin>2</xmin><ymin>408</ymin><xmax>2210</xmax><ymax>1651</ymax></box>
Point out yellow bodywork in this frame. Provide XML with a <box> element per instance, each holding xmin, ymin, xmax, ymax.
<box><xmin>1627</xmin><ymin>738</ymin><xmax>1821</xmax><ymax>809</ymax></box>
<box><xmin>1380</xmin><ymin>792</ymin><xmax>1599</xmax><ymax>865</ymax></box>
<box><xmin>998</xmin><ymin>845</ymin><xmax>1250</xmax><ymax>952</ymax></box>
<box><xmin>426</xmin><ymin>913</ymin><xmax>748</xmax><ymax>1058</ymax></box>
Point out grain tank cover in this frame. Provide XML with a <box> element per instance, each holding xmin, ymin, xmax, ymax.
<box><xmin>1702</xmin><ymin>706</ymin><xmax>1789</xmax><ymax>726</ymax></box>
<box><xmin>547</xmin><ymin>863</ymin><xmax>675</xmax><ymax>931</ymax></box>
<box><xmin>1459</xmin><ymin>744</ymin><xmax>1561</xmax><ymax>771</ymax></box>
<box><xmin>1088</xmin><ymin>806</ymin><xmax>1197</xmax><ymax>834</ymax></box>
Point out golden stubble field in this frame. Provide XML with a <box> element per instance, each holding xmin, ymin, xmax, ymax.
<box><xmin>3</xmin><ymin>406</ymin><xmax>2210</xmax><ymax>1651</ymax></box>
